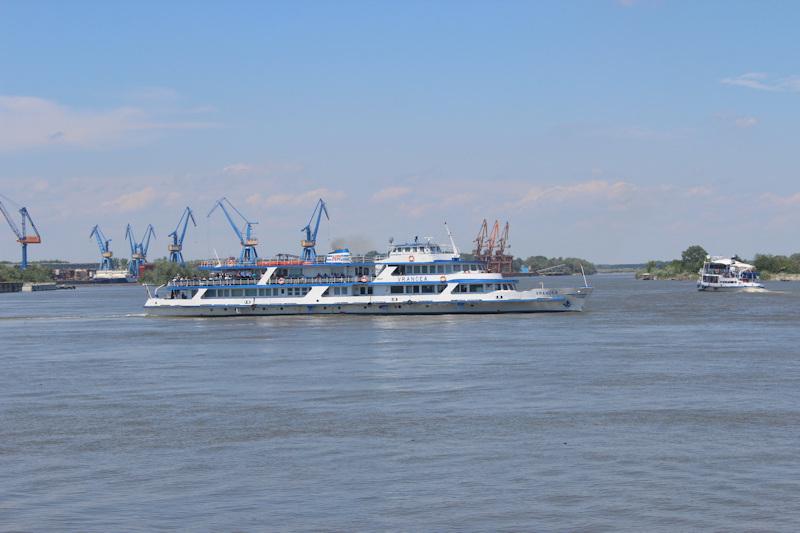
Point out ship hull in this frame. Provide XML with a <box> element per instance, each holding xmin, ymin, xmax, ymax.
<box><xmin>697</xmin><ymin>283</ymin><xmax>765</xmax><ymax>292</ymax></box>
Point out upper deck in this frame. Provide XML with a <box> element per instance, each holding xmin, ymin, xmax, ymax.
<box><xmin>198</xmin><ymin>239</ymin><xmax>481</xmax><ymax>271</ymax></box>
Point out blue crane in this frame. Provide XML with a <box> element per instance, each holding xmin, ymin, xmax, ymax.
<box><xmin>0</xmin><ymin>196</ymin><xmax>42</xmax><ymax>270</ymax></box>
<box><xmin>168</xmin><ymin>207</ymin><xmax>196</xmax><ymax>265</ymax></box>
<box><xmin>300</xmin><ymin>198</ymin><xmax>329</xmax><ymax>262</ymax></box>
<box><xmin>208</xmin><ymin>197</ymin><xmax>258</xmax><ymax>264</ymax></box>
<box><xmin>90</xmin><ymin>225</ymin><xmax>115</xmax><ymax>271</ymax></box>
<box><xmin>125</xmin><ymin>224</ymin><xmax>156</xmax><ymax>276</ymax></box>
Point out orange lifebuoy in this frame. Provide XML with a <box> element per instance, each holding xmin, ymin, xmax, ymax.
<box><xmin>408</xmin><ymin>255</ymin><xmax>415</xmax><ymax>262</ymax></box>
<box><xmin>277</xmin><ymin>277</ymin><xmax>285</xmax><ymax>285</ymax></box>
<box><xmin>439</xmin><ymin>275</ymin><xmax>447</xmax><ymax>283</ymax></box>
<box><xmin>359</xmin><ymin>275</ymin><xmax>368</xmax><ymax>283</ymax></box>
<box><xmin>226</xmin><ymin>259</ymin><xmax>235</xmax><ymax>266</ymax></box>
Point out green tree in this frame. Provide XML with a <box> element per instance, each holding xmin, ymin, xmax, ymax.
<box><xmin>680</xmin><ymin>245</ymin><xmax>707</xmax><ymax>273</ymax></box>
<box><xmin>0</xmin><ymin>264</ymin><xmax>53</xmax><ymax>282</ymax></box>
<box><xmin>140</xmin><ymin>259</ymin><xmax>203</xmax><ymax>285</ymax></box>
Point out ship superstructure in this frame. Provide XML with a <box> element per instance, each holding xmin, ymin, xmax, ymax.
<box><xmin>697</xmin><ymin>256</ymin><xmax>764</xmax><ymax>291</ymax></box>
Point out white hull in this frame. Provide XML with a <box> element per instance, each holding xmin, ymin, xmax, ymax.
<box><xmin>93</xmin><ymin>269</ymin><xmax>136</xmax><ymax>283</ymax></box>
<box><xmin>144</xmin><ymin>287</ymin><xmax>592</xmax><ymax>317</ymax></box>
<box><xmin>697</xmin><ymin>282</ymin><xmax>764</xmax><ymax>292</ymax></box>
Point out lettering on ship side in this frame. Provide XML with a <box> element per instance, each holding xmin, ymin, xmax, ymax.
<box><xmin>396</xmin><ymin>275</ymin><xmax>438</xmax><ymax>282</ymax></box>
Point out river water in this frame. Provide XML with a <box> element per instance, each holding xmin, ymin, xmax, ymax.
<box><xmin>1</xmin><ymin>275</ymin><xmax>799</xmax><ymax>531</ymax></box>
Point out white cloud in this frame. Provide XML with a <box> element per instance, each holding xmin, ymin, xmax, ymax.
<box><xmin>223</xmin><ymin>163</ymin><xmax>255</xmax><ymax>175</ymax></box>
<box><xmin>721</xmin><ymin>72</ymin><xmax>800</xmax><ymax>93</ymax></box>
<box><xmin>102</xmin><ymin>186</ymin><xmax>158</xmax><ymax>213</ymax></box>
<box><xmin>713</xmin><ymin>112</ymin><xmax>760</xmax><ymax>129</ymax></box>
<box><xmin>0</xmin><ymin>95</ymin><xmax>214</xmax><ymax>151</ymax></box>
<box><xmin>371</xmin><ymin>186</ymin><xmax>411</xmax><ymax>202</ymax></box>
<box><xmin>248</xmin><ymin>188</ymin><xmax>346</xmax><ymax>208</ymax></box>
<box><xmin>685</xmin><ymin>186</ymin><xmax>713</xmax><ymax>197</ymax></box>
<box><xmin>512</xmin><ymin>180</ymin><xmax>637</xmax><ymax>208</ymax></box>
<box><xmin>761</xmin><ymin>192</ymin><xmax>800</xmax><ymax>207</ymax></box>
<box><xmin>734</xmin><ymin>116</ymin><xmax>759</xmax><ymax>128</ymax></box>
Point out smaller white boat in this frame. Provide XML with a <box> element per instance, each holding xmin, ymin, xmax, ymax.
<box><xmin>697</xmin><ymin>256</ymin><xmax>764</xmax><ymax>291</ymax></box>
<box><xmin>92</xmin><ymin>269</ymin><xmax>137</xmax><ymax>283</ymax></box>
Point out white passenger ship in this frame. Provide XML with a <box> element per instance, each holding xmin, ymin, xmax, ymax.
<box><xmin>144</xmin><ymin>236</ymin><xmax>592</xmax><ymax>316</ymax></box>
<box><xmin>697</xmin><ymin>256</ymin><xmax>764</xmax><ymax>291</ymax></box>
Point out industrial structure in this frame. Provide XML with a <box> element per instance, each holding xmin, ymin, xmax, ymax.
<box><xmin>473</xmin><ymin>219</ymin><xmax>513</xmax><ymax>274</ymax></box>
<box><xmin>168</xmin><ymin>207</ymin><xmax>196</xmax><ymax>265</ymax></box>
<box><xmin>208</xmin><ymin>197</ymin><xmax>258</xmax><ymax>264</ymax></box>
<box><xmin>0</xmin><ymin>197</ymin><xmax>41</xmax><ymax>270</ymax></box>
<box><xmin>300</xmin><ymin>198</ymin><xmax>329</xmax><ymax>262</ymax></box>
<box><xmin>90</xmin><ymin>225</ymin><xmax>115</xmax><ymax>270</ymax></box>
<box><xmin>125</xmin><ymin>224</ymin><xmax>156</xmax><ymax>276</ymax></box>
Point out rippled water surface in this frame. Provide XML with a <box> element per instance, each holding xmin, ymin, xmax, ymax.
<box><xmin>2</xmin><ymin>275</ymin><xmax>799</xmax><ymax>531</ymax></box>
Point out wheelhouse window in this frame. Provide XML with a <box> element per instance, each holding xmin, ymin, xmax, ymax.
<box><xmin>390</xmin><ymin>286</ymin><xmax>404</xmax><ymax>294</ymax></box>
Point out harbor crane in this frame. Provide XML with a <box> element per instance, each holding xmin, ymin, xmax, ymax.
<box><xmin>168</xmin><ymin>207</ymin><xmax>196</xmax><ymax>265</ymax></box>
<box><xmin>125</xmin><ymin>224</ymin><xmax>156</xmax><ymax>276</ymax></box>
<box><xmin>90</xmin><ymin>225</ymin><xmax>115</xmax><ymax>270</ymax></box>
<box><xmin>473</xmin><ymin>219</ymin><xmax>513</xmax><ymax>273</ymax></box>
<box><xmin>0</xmin><ymin>196</ymin><xmax>41</xmax><ymax>270</ymax></box>
<box><xmin>208</xmin><ymin>197</ymin><xmax>258</xmax><ymax>264</ymax></box>
<box><xmin>300</xmin><ymin>198</ymin><xmax>329</xmax><ymax>262</ymax></box>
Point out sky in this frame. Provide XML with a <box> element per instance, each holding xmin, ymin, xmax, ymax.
<box><xmin>1</xmin><ymin>0</ymin><xmax>799</xmax><ymax>264</ymax></box>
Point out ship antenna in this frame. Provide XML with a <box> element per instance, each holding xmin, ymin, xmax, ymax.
<box><xmin>580</xmin><ymin>263</ymin><xmax>589</xmax><ymax>288</ymax></box>
<box><xmin>444</xmin><ymin>221</ymin><xmax>460</xmax><ymax>256</ymax></box>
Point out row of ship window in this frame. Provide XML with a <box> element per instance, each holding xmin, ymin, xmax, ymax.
<box><xmin>200</xmin><ymin>287</ymin><xmax>374</xmax><ymax>298</ymax></box>
<box><xmin>395</xmin><ymin>264</ymin><xmax>481</xmax><ymax>275</ymax></box>
<box><xmin>192</xmin><ymin>282</ymin><xmax>516</xmax><ymax>299</ymax></box>
<box><xmin>389</xmin><ymin>283</ymin><xmax>514</xmax><ymax>294</ymax></box>
<box><xmin>203</xmin><ymin>287</ymin><xmax>310</xmax><ymax>298</ymax></box>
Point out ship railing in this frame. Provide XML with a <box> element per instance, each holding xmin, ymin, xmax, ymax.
<box><xmin>198</xmin><ymin>254</ymin><xmax>387</xmax><ymax>268</ymax></box>
<box><xmin>275</xmin><ymin>276</ymin><xmax>372</xmax><ymax>285</ymax></box>
<box><xmin>168</xmin><ymin>278</ymin><xmax>261</xmax><ymax>287</ymax></box>
<box><xmin>167</xmin><ymin>275</ymin><xmax>374</xmax><ymax>288</ymax></box>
